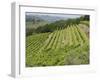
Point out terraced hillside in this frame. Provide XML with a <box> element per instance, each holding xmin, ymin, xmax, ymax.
<box><xmin>26</xmin><ymin>24</ymin><xmax>89</xmax><ymax>67</ymax></box>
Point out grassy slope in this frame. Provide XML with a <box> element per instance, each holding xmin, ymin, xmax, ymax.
<box><xmin>26</xmin><ymin>21</ymin><xmax>49</xmax><ymax>29</ymax></box>
<box><xmin>80</xmin><ymin>21</ymin><xmax>89</xmax><ymax>27</ymax></box>
<box><xmin>26</xmin><ymin>24</ymin><xmax>89</xmax><ymax>67</ymax></box>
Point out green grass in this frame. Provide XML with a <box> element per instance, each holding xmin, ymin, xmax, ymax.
<box><xmin>80</xmin><ymin>21</ymin><xmax>89</xmax><ymax>27</ymax></box>
<box><xmin>26</xmin><ymin>21</ymin><xmax>49</xmax><ymax>29</ymax></box>
<box><xmin>26</xmin><ymin>24</ymin><xmax>89</xmax><ymax>67</ymax></box>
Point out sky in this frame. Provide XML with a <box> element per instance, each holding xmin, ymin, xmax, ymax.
<box><xmin>26</xmin><ymin>12</ymin><xmax>84</xmax><ymax>22</ymax></box>
<box><xmin>26</xmin><ymin>12</ymin><xmax>83</xmax><ymax>18</ymax></box>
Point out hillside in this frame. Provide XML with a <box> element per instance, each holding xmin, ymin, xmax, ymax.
<box><xmin>26</xmin><ymin>24</ymin><xmax>89</xmax><ymax>67</ymax></box>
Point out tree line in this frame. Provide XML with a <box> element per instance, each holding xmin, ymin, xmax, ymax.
<box><xmin>26</xmin><ymin>15</ymin><xmax>89</xmax><ymax>36</ymax></box>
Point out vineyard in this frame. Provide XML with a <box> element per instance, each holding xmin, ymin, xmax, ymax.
<box><xmin>26</xmin><ymin>24</ymin><xmax>89</xmax><ymax>67</ymax></box>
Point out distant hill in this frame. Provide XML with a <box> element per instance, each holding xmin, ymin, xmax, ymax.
<box><xmin>26</xmin><ymin>14</ymin><xmax>70</xmax><ymax>23</ymax></box>
<box><xmin>26</xmin><ymin>15</ymin><xmax>44</xmax><ymax>22</ymax></box>
<box><xmin>26</xmin><ymin>14</ymin><xmax>82</xmax><ymax>23</ymax></box>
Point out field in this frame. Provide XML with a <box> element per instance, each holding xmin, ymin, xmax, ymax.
<box><xmin>26</xmin><ymin>21</ymin><xmax>49</xmax><ymax>29</ymax></box>
<box><xmin>26</xmin><ymin>24</ymin><xmax>89</xmax><ymax>67</ymax></box>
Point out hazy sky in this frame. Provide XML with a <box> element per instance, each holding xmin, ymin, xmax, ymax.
<box><xmin>26</xmin><ymin>12</ymin><xmax>83</xmax><ymax>19</ymax></box>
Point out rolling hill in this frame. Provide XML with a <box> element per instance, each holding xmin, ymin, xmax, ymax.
<box><xmin>26</xmin><ymin>23</ymin><xmax>89</xmax><ymax>67</ymax></box>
